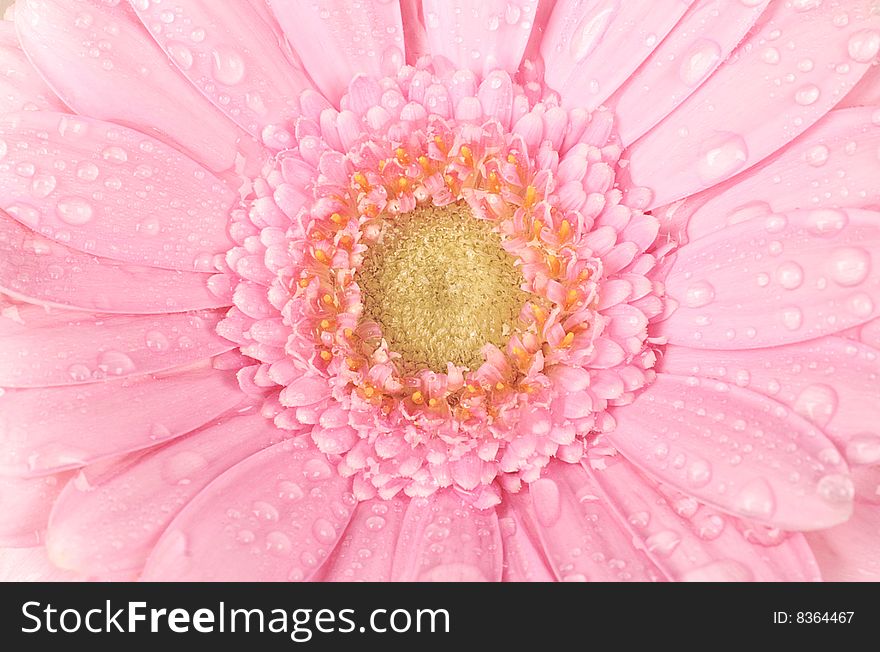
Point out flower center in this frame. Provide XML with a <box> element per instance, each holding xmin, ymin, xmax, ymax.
<box><xmin>359</xmin><ymin>202</ymin><xmax>525</xmax><ymax>372</ymax></box>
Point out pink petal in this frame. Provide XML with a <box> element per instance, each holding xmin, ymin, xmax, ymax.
<box><xmin>660</xmin><ymin>209</ymin><xmax>880</xmax><ymax>349</ymax></box>
<box><xmin>541</xmin><ymin>0</ymin><xmax>692</xmax><ymax>111</ymax></box>
<box><xmin>400</xmin><ymin>0</ymin><xmax>429</xmax><ymax>64</ymax></box>
<box><xmin>805</xmin><ymin>502</ymin><xmax>880</xmax><ymax>581</ymax></box>
<box><xmin>141</xmin><ymin>438</ymin><xmax>355</xmax><ymax>581</ymax></box>
<box><xmin>269</xmin><ymin>0</ymin><xmax>404</xmax><ymax>105</ymax></box>
<box><xmin>509</xmin><ymin>460</ymin><xmax>664</xmax><ymax>581</ymax></box>
<box><xmin>841</xmin><ymin>61</ymin><xmax>880</xmax><ymax>108</ymax></box>
<box><xmin>610</xmin><ymin>0</ymin><xmax>769</xmax><ymax>145</ymax></box>
<box><xmin>0</xmin><ymin>304</ymin><xmax>232</xmax><ymax>388</ymax></box>
<box><xmin>587</xmin><ymin>456</ymin><xmax>821</xmax><ymax>581</ymax></box>
<box><xmin>497</xmin><ymin>493</ymin><xmax>561</xmax><ymax>582</ymax></box>
<box><xmin>0</xmin><ymin>546</ymin><xmax>82</xmax><ymax>581</ymax></box>
<box><xmin>0</xmin><ymin>471</ymin><xmax>72</xmax><ymax>547</ymax></box>
<box><xmin>422</xmin><ymin>0</ymin><xmax>539</xmax><ymax>76</ymax></box>
<box><xmin>0</xmin><ymin>360</ymin><xmax>246</xmax><ymax>476</ymax></box>
<box><xmin>660</xmin><ymin>338</ymin><xmax>880</xmax><ymax>467</ymax></box>
<box><xmin>130</xmin><ymin>0</ymin><xmax>312</xmax><ymax>140</ymax></box>
<box><xmin>609</xmin><ymin>374</ymin><xmax>854</xmax><ymax>531</ymax></box>
<box><xmin>0</xmin><ymin>21</ymin><xmax>67</xmax><ymax>114</ymax></box>
<box><xmin>46</xmin><ymin>411</ymin><xmax>279</xmax><ymax>577</ymax></box>
<box><xmin>16</xmin><ymin>0</ymin><xmax>247</xmax><ymax>172</ymax></box>
<box><xmin>0</xmin><ymin>112</ymin><xmax>235</xmax><ymax>270</ymax></box>
<box><xmin>391</xmin><ymin>489</ymin><xmax>502</xmax><ymax>581</ymax></box>
<box><xmin>317</xmin><ymin>495</ymin><xmax>409</xmax><ymax>581</ymax></box>
<box><xmin>627</xmin><ymin>2</ymin><xmax>880</xmax><ymax>208</ymax></box>
<box><xmin>679</xmin><ymin>107</ymin><xmax>880</xmax><ymax>241</ymax></box>
<box><xmin>0</xmin><ymin>215</ymin><xmax>226</xmax><ymax>313</ymax></box>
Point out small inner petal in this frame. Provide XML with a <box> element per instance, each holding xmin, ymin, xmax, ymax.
<box><xmin>359</xmin><ymin>202</ymin><xmax>526</xmax><ymax>372</ymax></box>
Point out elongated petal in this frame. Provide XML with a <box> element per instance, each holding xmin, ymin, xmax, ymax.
<box><xmin>660</xmin><ymin>209</ymin><xmax>880</xmax><ymax>349</ymax></box>
<box><xmin>679</xmin><ymin>107</ymin><xmax>880</xmax><ymax>240</ymax></box>
<box><xmin>0</xmin><ymin>216</ymin><xmax>225</xmax><ymax>313</ymax></box>
<box><xmin>541</xmin><ymin>0</ymin><xmax>692</xmax><ymax>111</ymax></box>
<box><xmin>0</xmin><ymin>471</ymin><xmax>72</xmax><ymax>547</ymax></box>
<box><xmin>422</xmin><ymin>0</ymin><xmax>539</xmax><ymax>76</ymax></box>
<box><xmin>610</xmin><ymin>0</ymin><xmax>769</xmax><ymax>145</ymax></box>
<box><xmin>609</xmin><ymin>374</ymin><xmax>853</xmax><ymax>531</ymax></box>
<box><xmin>0</xmin><ymin>112</ymin><xmax>234</xmax><ymax>270</ymax></box>
<box><xmin>498</xmin><ymin>494</ymin><xmax>565</xmax><ymax>582</ymax></box>
<box><xmin>0</xmin><ymin>21</ymin><xmax>66</xmax><ymax>113</ymax></box>
<box><xmin>318</xmin><ymin>495</ymin><xmax>409</xmax><ymax>581</ymax></box>
<box><xmin>269</xmin><ymin>0</ymin><xmax>404</xmax><ymax>104</ymax></box>
<box><xmin>508</xmin><ymin>460</ymin><xmax>663</xmax><ymax>581</ymax></box>
<box><xmin>806</xmin><ymin>502</ymin><xmax>880</xmax><ymax>581</ymax></box>
<box><xmin>0</xmin><ymin>360</ymin><xmax>245</xmax><ymax>476</ymax></box>
<box><xmin>0</xmin><ymin>546</ymin><xmax>81</xmax><ymax>581</ymax></box>
<box><xmin>391</xmin><ymin>489</ymin><xmax>502</xmax><ymax>581</ymax></box>
<box><xmin>660</xmin><ymin>338</ymin><xmax>880</xmax><ymax>463</ymax></box>
<box><xmin>626</xmin><ymin>2</ymin><xmax>880</xmax><ymax>208</ymax></box>
<box><xmin>46</xmin><ymin>411</ymin><xmax>279</xmax><ymax>576</ymax></box>
<box><xmin>130</xmin><ymin>0</ymin><xmax>312</xmax><ymax>139</ymax></box>
<box><xmin>0</xmin><ymin>304</ymin><xmax>231</xmax><ymax>388</ymax></box>
<box><xmin>587</xmin><ymin>457</ymin><xmax>821</xmax><ymax>581</ymax></box>
<box><xmin>141</xmin><ymin>438</ymin><xmax>355</xmax><ymax>581</ymax></box>
<box><xmin>16</xmin><ymin>0</ymin><xmax>247</xmax><ymax>171</ymax></box>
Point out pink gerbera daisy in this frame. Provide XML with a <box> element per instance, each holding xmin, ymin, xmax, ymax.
<box><xmin>1</xmin><ymin>0</ymin><xmax>879</xmax><ymax>583</ymax></box>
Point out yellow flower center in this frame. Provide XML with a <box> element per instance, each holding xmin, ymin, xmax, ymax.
<box><xmin>359</xmin><ymin>202</ymin><xmax>526</xmax><ymax>372</ymax></box>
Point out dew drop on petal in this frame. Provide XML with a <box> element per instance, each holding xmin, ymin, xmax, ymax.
<box><xmin>827</xmin><ymin>247</ymin><xmax>871</xmax><ymax>287</ymax></box>
<box><xmin>696</xmin><ymin>132</ymin><xmax>748</xmax><ymax>182</ymax></box>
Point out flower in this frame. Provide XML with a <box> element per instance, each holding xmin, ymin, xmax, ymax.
<box><xmin>0</xmin><ymin>0</ymin><xmax>879</xmax><ymax>582</ymax></box>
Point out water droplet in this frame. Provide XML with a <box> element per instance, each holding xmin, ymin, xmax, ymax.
<box><xmin>252</xmin><ymin>500</ymin><xmax>279</xmax><ymax>521</ymax></box>
<box><xmin>31</xmin><ymin>174</ymin><xmax>57</xmax><ymax>199</ymax></box>
<box><xmin>827</xmin><ymin>247</ymin><xmax>871</xmax><ymax>287</ymax></box>
<box><xmin>97</xmin><ymin>350</ymin><xmax>135</xmax><ymax>375</ymax></box>
<box><xmin>793</xmin><ymin>384</ymin><xmax>838</xmax><ymax>427</ymax></box>
<box><xmin>683</xmin><ymin>281</ymin><xmax>715</xmax><ymax>308</ymax></box>
<box><xmin>76</xmin><ymin>162</ymin><xmax>100</xmax><ymax>181</ymax></box>
<box><xmin>236</xmin><ymin>529</ymin><xmax>255</xmax><ymax>544</ymax></box>
<box><xmin>780</xmin><ymin>306</ymin><xmax>803</xmax><ymax>331</ymax></box>
<box><xmin>846</xmin><ymin>433</ymin><xmax>880</xmax><ymax>465</ymax></box>
<box><xmin>67</xmin><ymin>363</ymin><xmax>91</xmax><ymax>381</ymax></box>
<box><xmin>776</xmin><ymin>261</ymin><xmax>804</xmax><ymax>290</ymax></box>
<box><xmin>761</xmin><ymin>46</ymin><xmax>780</xmax><ymax>65</ymax></box>
<box><xmin>303</xmin><ymin>458</ymin><xmax>333</xmax><ymax>480</ymax></box>
<box><xmin>645</xmin><ymin>530</ymin><xmax>681</xmax><ymax>557</ymax></box>
<box><xmin>696</xmin><ymin>132</ymin><xmax>748</xmax><ymax>182</ymax></box>
<box><xmin>735</xmin><ymin>478</ymin><xmax>776</xmax><ymax>518</ymax></box>
<box><xmin>145</xmin><ymin>329</ymin><xmax>170</xmax><ymax>352</ymax></box>
<box><xmin>569</xmin><ymin>4</ymin><xmax>617</xmax><ymax>63</ymax></box>
<box><xmin>847</xmin><ymin>292</ymin><xmax>874</xmax><ymax>318</ymax></box>
<box><xmin>807</xmin><ymin>209</ymin><xmax>848</xmax><ymax>236</ymax></box>
<box><xmin>102</xmin><ymin>146</ymin><xmax>128</xmax><ymax>164</ymax></box>
<box><xmin>312</xmin><ymin>518</ymin><xmax>337</xmax><ymax>545</ymax></box>
<box><xmin>365</xmin><ymin>515</ymin><xmax>386</xmax><ymax>531</ymax></box>
<box><xmin>847</xmin><ymin>29</ymin><xmax>880</xmax><ymax>63</ymax></box>
<box><xmin>816</xmin><ymin>473</ymin><xmax>854</xmax><ymax>504</ymax></box>
<box><xmin>679</xmin><ymin>39</ymin><xmax>721</xmax><ymax>86</ymax></box>
<box><xmin>687</xmin><ymin>459</ymin><xmax>712</xmax><ymax>488</ymax></box>
<box><xmin>211</xmin><ymin>47</ymin><xmax>246</xmax><ymax>86</ymax></box>
<box><xmin>794</xmin><ymin>84</ymin><xmax>820</xmax><ymax>106</ymax></box>
<box><xmin>277</xmin><ymin>480</ymin><xmax>304</xmax><ymax>501</ymax></box>
<box><xmin>266</xmin><ymin>531</ymin><xmax>292</xmax><ymax>555</ymax></box>
<box><xmin>804</xmin><ymin>144</ymin><xmax>829</xmax><ymax>167</ymax></box>
<box><xmin>167</xmin><ymin>41</ymin><xmax>193</xmax><ymax>70</ymax></box>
